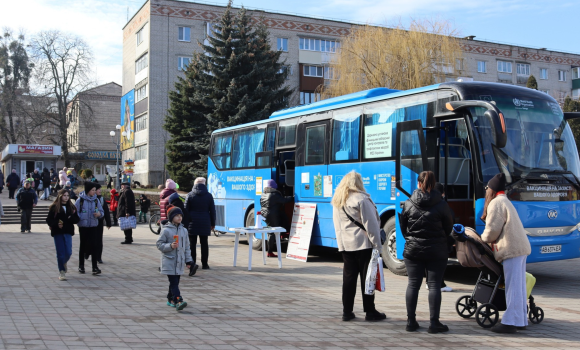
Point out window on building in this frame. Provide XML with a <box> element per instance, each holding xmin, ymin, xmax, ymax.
<box><xmin>135</xmin><ymin>53</ymin><xmax>148</xmax><ymax>74</ymax></box>
<box><xmin>136</xmin><ymin>27</ymin><xmax>144</xmax><ymax>46</ymax></box>
<box><xmin>303</xmin><ymin>65</ymin><xmax>323</xmax><ymax>77</ymax></box>
<box><xmin>206</xmin><ymin>22</ymin><xmax>220</xmax><ymax>38</ymax></box>
<box><xmin>572</xmin><ymin>89</ymin><xmax>579</xmax><ymax>100</ymax></box>
<box><xmin>540</xmin><ymin>68</ymin><xmax>548</xmax><ymax>80</ymax></box>
<box><xmin>178</xmin><ymin>56</ymin><xmax>190</xmax><ymax>71</ymax></box>
<box><xmin>497</xmin><ymin>61</ymin><xmax>512</xmax><ymax>73</ymax></box>
<box><xmin>178</xmin><ymin>26</ymin><xmax>190</xmax><ymax>42</ymax></box>
<box><xmin>558</xmin><ymin>70</ymin><xmax>567</xmax><ymax>81</ymax></box>
<box><xmin>232</xmin><ymin>128</ymin><xmax>265</xmax><ymax>168</ymax></box>
<box><xmin>300</xmin><ymin>92</ymin><xmax>320</xmax><ymax>105</ymax></box>
<box><xmin>540</xmin><ymin>89</ymin><xmax>550</xmax><ymax>95</ymax></box>
<box><xmin>558</xmin><ymin>91</ymin><xmax>568</xmax><ymax>103</ymax></box>
<box><xmin>455</xmin><ymin>59</ymin><xmax>464</xmax><ymax>71</ymax></box>
<box><xmin>135</xmin><ymin>145</ymin><xmax>147</xmax><ymax>160</ymax></box>
<box><xmin>211</xmin><ymin>133</ymin><xmax>232</xmax><ymax>169</ymax></box>
<box><xmin>135</xmin><ymin>84</ymin><xmax>147</xmax><ymax>102</ymax></box>
<box><xmin>279</xmin><ymin>65</ymin><xmax>292</xmax><ymax>79</ymax></box>
<box><xmin>332</xmin><ymin>112</ymin><xmax>360</xmax><ymax>162</ymax></box>
<box><xmin>477</xmin><ymin>61</ymin><xmax>487</xmax><ymax>73</ymax></box>
<box><xmin>299</xmin><ymin>38</ymin><xmax>340</xmax><ymax>52</ymax></box>
<box><xmin>135</xmin><ymin>113</ymin><xmax>147</xmax><ymax>132</ymax></box>
<box><xmin>324</xmin><ymin>66</ymin><xmax>336</xmax><ymax>80</ymax></box>
<box><xmin>94</xmin><ymin>164</ymin><xmax>102</xmax><ymax>175</ymax></box>
<box><xmin>573</xmin><ymin>67</ymin><xmax>580</xmax><ymax>80</ymax></box>
<box><xmin>277</xmin><ymin>38</ymin><xmax>288</xmax><ymax>52</ymax></box>
<box><xmin>305</xmin><ymin>125</ymin><xmax>326</xmax><ymax>165</ymax></box>
<box><xmin>516</xmin><ymin>63</ymin><xmax>530</xmax><ymax>76</ymax></box>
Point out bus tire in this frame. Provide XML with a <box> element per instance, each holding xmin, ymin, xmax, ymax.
<box><xmin>381</xmin><ymin>216</ymin><xmax>407</xmax><ymax>276</ymax></box>
<box><xmin>245</xmin><ymin>208</ymin><xmax>263</xmax><ymax>251</ymax></box>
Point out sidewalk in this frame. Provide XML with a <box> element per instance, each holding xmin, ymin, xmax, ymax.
<box><xmin>0</xmin><ymin>222</ymin><xmax>579</xmax><ymax>349</ymax></box>
<box><xmin>0</xmin><ymin>186</ymin><xmax>52</xmax><ymax>207</ymax></box>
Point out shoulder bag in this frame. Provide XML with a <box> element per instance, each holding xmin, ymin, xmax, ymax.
<box><xmin>342</xmin><ymin>207</ymin><xmax>386</xmax><ymax>245</ymax></box>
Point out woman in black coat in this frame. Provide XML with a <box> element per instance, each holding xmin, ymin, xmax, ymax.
<box><xmin>46</xmin><ymin>189</ymin><xmax>80</xmax><ymax>280</ymax></box>
<box><xmin>400</xmin><ymin>171</ymin><xmax>453</xmax><ymax>334</ymax></box>
<box><xmin>41</xmin><ymin>168</ymin><xmax>51</xmax><ymax>200</ymax></box>
<box><xmin>117</xmin><ymin>182</ymin><xmax>136</xmax><ymax>244</ymax></box>
<box><xmin>185</xmin><ymin>177</ymin><xmax>216</xmax><ymax>274</ymax></box>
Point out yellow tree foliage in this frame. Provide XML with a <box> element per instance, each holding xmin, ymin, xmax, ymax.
<box><xmin>319</xmin><ymin>19</ymin><xmax>463</xmax><ymax>98</ymax></box>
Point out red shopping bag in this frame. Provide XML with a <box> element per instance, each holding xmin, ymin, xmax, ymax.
<box><xmin>375</xmin><ymin>257</ymin><xmax>385</xmax><ymax>292</ymax></box>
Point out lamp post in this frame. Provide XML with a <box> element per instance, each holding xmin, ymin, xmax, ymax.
<box><xmin>110</xmin><ymin>125</ymin><xmax>126</xmax><ymax>190</ymax></box>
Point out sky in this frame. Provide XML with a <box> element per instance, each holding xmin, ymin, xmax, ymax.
<box><xmin>2</xmin><ymin>0</ymin><xmax>578</xmax><ymax>86</ymax></box>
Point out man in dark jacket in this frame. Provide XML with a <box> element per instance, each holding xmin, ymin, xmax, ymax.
<box><xmin>41</xmin><ymin>168</ymin><xmax>51</xmax><ymax>200</ymax></box>
<box><xmin>185</xmin><ymin>177</ymin><xmax>216</xmax><ymax>273</ymax></box>
<box><xmin>6</xmin><ymin>169</ymin><xmax>20</xmax><ymax>199</ymax></box>
<box><xmin>260</xmin><ymin>179</ymin><xmax>293</xmax><ymax>257</ymax></box>
<box><xmin>32</xmin><ymin>169</ymin><xmax>42</xmax><ymax>196</ymax></box>
<box><xmin>16</xmin><ymin>179</ymin><xmax>38</xmax><ymax>233</ymax></box>
<box><xmin>138</xmin><ymin>194</ymin><xmax>151</xmax><ymax>223</ymax></box>
<box><xmin>117</xmin><ymin>182</ymin><xmax>136</xmax><ymax>244</ymax></box>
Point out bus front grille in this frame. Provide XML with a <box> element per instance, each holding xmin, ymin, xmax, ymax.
<box><xmin>215</xmin><ymin>205</ymin><xmax>225</xmax><ymax>227</ymax></box>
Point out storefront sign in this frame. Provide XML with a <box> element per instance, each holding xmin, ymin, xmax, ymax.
<box><xmin>86</xmin><ymin>151</ymin><xmax>118</xmax><ymax>160</ymax></box>
<box><xmin>17</xmin><ymin>145</ymin><xmax>54</xmax><ymax>154</ymax></box>
<box><xmin>286</xmin><ymin>203</ymin><xmax>317</xmax><ymax>262</ymax></box>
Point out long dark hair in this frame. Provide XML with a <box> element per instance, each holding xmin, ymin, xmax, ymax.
<box><xmin>49</xmin><ymin>189</ymin><xmax>76</xmax><ymax>215</ymax></box>
<box><xmin>418</xmin><ymin>171</ymin><xmax>436</xmax><ymax>193</ymax></box>
<box><xmin>480</xmin><ymin>188</ymin><xmax>498</xmax><ymax>222</ymax></box>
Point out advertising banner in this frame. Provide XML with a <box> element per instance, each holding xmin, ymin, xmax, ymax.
<box><xmin>17</xmin><ymin>145</ymin><xmax>54</xmax><ymax>154</ymax></box>
<box><xmin>120</xmin><ymin>90</ymin><xmax>135</xmax><ymax>151</ymax></box>
<box><xmin>286</xmin><ymin>203</ymin><xmax>317</xmax><ymax>262</ymax></box>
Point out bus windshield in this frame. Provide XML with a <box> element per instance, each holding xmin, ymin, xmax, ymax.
<box><xmin>469</xmin><ymin>95</ymin><xmax>580</xmax><ymax>184</ymax></box>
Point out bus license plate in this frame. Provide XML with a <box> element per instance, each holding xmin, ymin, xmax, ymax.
<box><xmin>540</xmin><ymin>245</ymin><xmax>561</xmax><ymax>254</ymax></box>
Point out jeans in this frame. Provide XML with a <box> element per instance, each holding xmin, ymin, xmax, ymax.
<box><xmin>404</xmin><ymin>258</ymin><xmax>448</xmax><ymax>323</ymax></box>
<box><xmin>167</xmin><ymin>275</ymin><xmax>181</xmax><ymax>302</ymax></box>
<box><xmin>44</xmin><ymin>187</ymin><xmax>51</xmax><ymax>200</ymax></box>
<box><xmin>342</xmin><ymin>248</ymin><xmax>376</xmax><ymax>314</ymax></box>
<box><xmin>53</xmin><ymin>234</ymin><xmax>73</xmax><ymax>272</ymax></box>
<box><xmin>139</xmin><ymin>211</ymin><xmax>147</xmax><ymax>222</ymax></box>
<box><xmin>20</xmin><ymin>208</ymin><xmax>32</xmax><ymax>231</ymax></box>
<box><xmin>190</xmin><ymin>235</ymin><xmax>208</xmax><ymax>266</ymax></box>
<box><xmin>79</xmin><ymin>227</ymin><xmax>99</xmax><ymax>269</ymax></box>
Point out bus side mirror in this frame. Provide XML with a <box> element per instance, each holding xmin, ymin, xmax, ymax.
<box><xmin>484</xmin><ymin>109</ymin><xmax>507</xmax><ymax>149</ymax></box>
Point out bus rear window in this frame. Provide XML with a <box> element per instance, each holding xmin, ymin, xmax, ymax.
<box><xmin>278</xmin><ymin>119</ymin><xmax>297</xmax><ymax>147</ymax></box>
<box><xmin>212</xmin><ymin>133</ymin><xmax>232</xmax><ymax>169</ymax></box>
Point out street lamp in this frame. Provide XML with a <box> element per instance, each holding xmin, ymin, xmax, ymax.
<box><xmin>111</xmin><ymin>124</ymin><xmax>125</xmax><ymax>190</ymax></box>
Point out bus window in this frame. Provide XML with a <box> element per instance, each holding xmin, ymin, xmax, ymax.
<box><xmin>265</xmin><ymin>126</ymin><xmax>276</xmax><ymax>152</ymax></box>
<box><xmin>232</xmin><ymin>128</ymin><xmax>265</xmax><ymax>168</ymax></box>
<box><xmin>212</xmin><ymin>133</ymin><xmax>232</xmax><ymax>169</ymax></box>
<box><xmin>278</xmin><ymin>119</ymin><xmax>297</xmax><ymax>147</ymax></box>
<box><xmin>332</xmin><ymin>109</ymin><xmax>361</xmax><ymax>162</ymax></box>
<box><xmin>305</xmin><ymin>125</ymin><xmax>326</xmax><ymax>165</ymax></box>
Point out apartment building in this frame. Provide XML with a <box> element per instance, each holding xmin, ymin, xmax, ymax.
<box><xmin>122</xmin><ymin>0</ymin><xmax>580</xmax><ymax>186</ymax></box>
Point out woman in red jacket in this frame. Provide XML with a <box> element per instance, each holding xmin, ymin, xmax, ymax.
<box><xmin>159</xmin><ymin>179</ymin><xmax>177</xmax><ymax>222</ymax></box>
<box><xmin>109</xmin><ymin>189</ymin><xmax>120</xmax><ymax>226</ymax></box>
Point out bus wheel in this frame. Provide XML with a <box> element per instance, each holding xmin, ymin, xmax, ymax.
<box><xmin>245</xmin><ymin>208</ymin><xmax>263</xmax><ymax>251</ymax></box>
<box><xmin>381</xmin><ymin>217</ymin><xmax>407</xmax><ymax>276</ymax></box>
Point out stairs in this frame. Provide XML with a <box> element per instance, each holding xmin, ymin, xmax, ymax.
<box><xmin>1</xmin><ymin>205</ymin><xmax>50</xmax><ymax>225</ymax></box>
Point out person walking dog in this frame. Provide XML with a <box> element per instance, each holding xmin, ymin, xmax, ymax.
<box><xmin>46</xmin><ymin>189</ymin><xmax>80</xmax><ymax>281</ymax></box>
<box><xmin>76</xmin><ymin>182</ymin><xmax>104</xmax><ymax>275</ymax></box>
<box><xmin>185</xmin><ymin>177</ymin><xmax>216</xmax><ymax>274</ymax></box>
<box><xmin>481</xmin><ymin>173</ymin><xmax>531</xmax><ymax>334</ymax></box>
<box><xmin>400</xmin><ymin>171</ymin><xmax>453</xmax><ymax>333</ymax></box>
<box><xmin>331</xmin><ymin>171</ymin><xmax>386</xmax><ymax>322</ymax></box>
<box><xmin>16</xmin><ymin>179</ymin><xmax>38</xmax><ymax>233</ymax></box>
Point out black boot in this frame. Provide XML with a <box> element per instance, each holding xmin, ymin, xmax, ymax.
<box><xmin>491</xmin><ymin>323</ymin><xmax>517</xmax><ymax>334</ymax></box>
<box><xmin>406</xmin><ymin>318</ymin><xmax>420</xmax><ymax>332</ymax></box>
<box><xmin>428</xmin><ymin>321</ymin><xmax>449</xmax><ymax>333</ymax></box>
<box><xmin>342</xmin><ymin>312</ymin><xmax>355</xmax><ymax>321</ymax></box>
<box><xmin>189</xmin><ymin>264</ymin><xmax>199</xmax><ymax>276</ymax></box>
<box><xmin>365</xmin><ymin>310</ymin><xmax>387</xmax><ymax>322</ymax></box>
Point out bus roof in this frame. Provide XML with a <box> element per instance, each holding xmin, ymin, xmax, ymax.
<box><xmin>214</xmin><ymin>84</ymin><xmax>442</xmax><ymax>134</ymax></box>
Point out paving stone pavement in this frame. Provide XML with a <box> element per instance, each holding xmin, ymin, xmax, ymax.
<box><xmin>0</xmin><ymin>222</ymin><xmax>579</xmax><ymax>350</ymax></box>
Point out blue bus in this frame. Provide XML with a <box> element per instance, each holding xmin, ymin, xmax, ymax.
<box><xmin>207</xmin><ymin>81</ymin><xmax>580</xmax><ymax>275</ymax></box>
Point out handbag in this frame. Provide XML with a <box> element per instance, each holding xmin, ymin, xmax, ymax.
<box><xmin>342</xmin><ymin>207</ymin><xmax>387</xmax><ymax>245</ymax></box>
<box><xmin>365</xmin><ymin>249</ymin><xmax>386</xmax><ymax>295</ymax></box>
<box><xmin>119</xmin><ymin>215</ymin><xmax>137</xmax><ymax>230</ymax></box>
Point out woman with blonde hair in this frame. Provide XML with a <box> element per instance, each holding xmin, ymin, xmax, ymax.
<box><xmin>332</xmin><ymin>171</ymin><xmax>385</xmax><ymax>322</ymax></box>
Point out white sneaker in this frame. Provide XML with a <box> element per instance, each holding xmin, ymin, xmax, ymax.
<box><xmin>59</xmin><ymin>271</ymin><xmax>67</xmax><ymax>281</ymax></box>
<box><xmin>441</xmin><ymin>286</ymin><xmax>453</xmax><ymax>292</ymax></box>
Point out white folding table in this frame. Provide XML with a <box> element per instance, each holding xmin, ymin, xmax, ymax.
<box><xmin>229</xmin><ymin>227</ymin><xmax>286</xmax><ymax>270</ymax></box>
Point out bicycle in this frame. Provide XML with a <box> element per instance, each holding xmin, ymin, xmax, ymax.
<box><xmin>149</xmin><ymin>213</ymin><xmax>160</xmax><ymax>235</ymax></box>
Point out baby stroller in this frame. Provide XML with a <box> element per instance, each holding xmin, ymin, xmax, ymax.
<box><xmin>452</xmin><ymin>224</ymin><xmax>544</xmax><ymax>328</ymax></box>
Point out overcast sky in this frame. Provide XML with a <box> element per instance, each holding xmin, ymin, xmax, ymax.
<box><xmin>2</xmin><ymin>0</ymin><xmax>577</xmax><ymax>86</ymax></box>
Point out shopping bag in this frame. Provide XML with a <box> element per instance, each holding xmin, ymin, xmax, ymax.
<box><xmin>375</xmin><ymin>257</ymin><xmax>385</xmax><ymax>292</ymax></box>
<box><xmin>37</xmin><ymin>182</ymin><xmax>43</xmax><ymax>191</ymax></box>
<box><xmin>119</xmin><ymin>215</ymin><xmax>137</xmax><ymax>230</ymax></box>
<box><xmin>364</xmin><ymin>249</ymin><xmax>381</xmax><ymax>295</ymax></box>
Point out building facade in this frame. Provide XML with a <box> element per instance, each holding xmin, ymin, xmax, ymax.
<box><xmin>122</xmin><ymin>0</ymin><xmax>580</xmax><ymax>186</ymax></box>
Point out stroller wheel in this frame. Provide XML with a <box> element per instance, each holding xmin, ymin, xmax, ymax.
<box><xmin>456</xmin><ymin>295</ymin><xmax>477</xmax><ymax>318</ymax></box>
<box><xmin>529</xmin><ymin>306</ymin><xmax>544</xmax><ymax>324</ymax></box>
<box><xmin>475</xmin><ymin>303</ymin><xmax>499</xmax><ymax>328</ymax></box>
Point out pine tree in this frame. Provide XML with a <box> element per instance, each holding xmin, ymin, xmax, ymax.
<box><xmin>526</xmin><ymin>75</ymin><xmax>538</xmax><ymax>90</ymax></box>
<box><xmin>164</xmin><ymin>0</ymin><xmax>292</xmax><ymax>189</ymax></box>
<box><xmin>563</xmin><ymin>96</ymin><xmax>580</xmax><ymax>156</ymax></box>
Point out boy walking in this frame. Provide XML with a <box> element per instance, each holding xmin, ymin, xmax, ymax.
<box><xmin>156</xmin><ymin>206</ymin><xmax>192</xmax><ymax>311</ymax></box>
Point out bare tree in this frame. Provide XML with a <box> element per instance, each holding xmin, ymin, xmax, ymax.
<box><xmin>29</xmin><ymin>30</ymin><xmax>96</xmax><ymax>166</ymax></box>
<box><xmin>318</xmin><ymin>19</ymin><xmax>463</xmax><ymax>98</ymax></box>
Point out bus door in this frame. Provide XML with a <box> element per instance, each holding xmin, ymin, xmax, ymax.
<box><xmin>298</xmin><ymin>120</ymin><xmax>330</xmax><ymax>199</ymax></box>
<box><xmin>395</xmin><ymin>119</ymin><xmax>428</xmax><ymax>259</ymax></box>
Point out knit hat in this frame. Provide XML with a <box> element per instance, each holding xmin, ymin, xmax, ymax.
<box><xmin>264</xmin><ymin>179</ymin><xmax>277</xmax><ymax>189</ymax></box>
<box><xmin>194</xmin><ymin>177</ymin><xmax>206</xmax><ymax>185</ymax></box>
<box><xmin>84</xmin><ymin>181</ymin><xmax>97</xmax><ymax>194</ymax></box>
<box><xmin>487</xmin><ymin>173</ymin><xmax>506</xmax><ymax>192</ymax></box>
<box><xmin>66</xmin><ymin>181</ymin><xmax>71</xmax><ymax>186</ymax></box>
<box><xmin>167</xmin><ymin>205</ymin><xmax>183</xmax><ymax>222</ymax></box>
<box><xmin>94</xmin><ymin>183</ymin><xmax>102</xmax><ymax>190</ymax></box>
<box><xmin>166</xmin><ymin>179</ymin><xmax>177</xmax><ymax>190</ymax></box>
<box><xmin>168</xmin><ymin>192</ymin><xmax>181</xmax><ymax>203</ymax></box>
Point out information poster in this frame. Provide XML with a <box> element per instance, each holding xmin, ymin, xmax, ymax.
<box><xmin>286</xmin><ymin>203</ymin><xmax>317</xmax><ymax>262</ymax></box>
<box><xmin>256</xmin><ymin>177</ymin><xmax>262</xmax><ymax>195</ymax></box>
<box><xmin>323</xmin><ymin>175</ymin><xmax>333</xmax><ymax>197</ymax></box>
<box><xmin>364</xmin><ymin>123</ymin><xmax>392</xmax><ymax>158</ymax></box>
<box><xmin>314</xmin><ymin>175</ymin><xmax>322</xmax><ymax>196</ymax></box>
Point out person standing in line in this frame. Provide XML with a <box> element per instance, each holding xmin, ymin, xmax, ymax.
<box><xmin>117</xmin><ymin>182</ymin><xmax>136</xmax><ymax>244</ymax></box>
<box><xmin>109</xmin><ymin>189</ymin><xmax>119</xmax><ymax>226</ymax></box>
<box><xmin>46</xmin><ymin>189</ymin><xmax>80</xmax><ymax>281</ymax></box>
<box><xmin>41</xmin><ymin>168</ymin><xmax>51</xmax><ymax>200</ymax></box>
<box><xmin>157</xmin><ymin>206</ymin><xmax>192</xmax><ymax>310</ymax></box>
<box><xmin>32</xmin><ymin>169</ymin><xmax>42</xmax><ymax>196</ymax></box>
<box><xmin>331</xmin><ymin>171</ymin><xmax>386</xmax><ymax>322</ymax></box>
<box><xmin>16</xmin><ymin>179</ymin><xmax>38</xmax><ymax>233</ymax></box>
<box><xmin>185</xmin><ymin>177</ymin><xmax>215</xmax><ymax>273</ymax></box>
<box><xmin>93</xmin><ymin>184</ymin><xmax>111</xmax><ymax>264</ymax></box>
<box><xmin>139</xmin><ymin>194</ymin><xmax>151</xmax><ymax>223</ymax></box>
<box><xmin>0</xmin><ymin>169</ymin><xmax>4</xmax><ymax>194</ymax></box>
<box><xmin>480</xmin><ymin>173</ymin><xmax>531</xmax><ymax>334</ymax></box>
<box><xmin>260</xmin><ymin>179</ymin><xmax>293</xmax><ymax>257</ymax></box>
<box><xmin>400</xmin><ymin>171</ymin><xmax>453</xmax><ymax>333</ymax></box>
<box><xmin>6</xmin><ymin>169</ymin><xmax>20</xmax><ymax>199</ymax></box>
<box><xmin>159</xmin><ymin>179</ymin><xmax>178</xmax><ymax>222</ymax></box>
<box><xmin>76</xmin><ymin>182</ymin><xmax>104</xmax><ymax>275</ymax></box>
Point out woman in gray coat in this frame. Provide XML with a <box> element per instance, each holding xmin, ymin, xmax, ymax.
<box><xmin>331</xmin><ymin>171</ymin><xmax>385</xmax><ymax>322</ymax></box>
